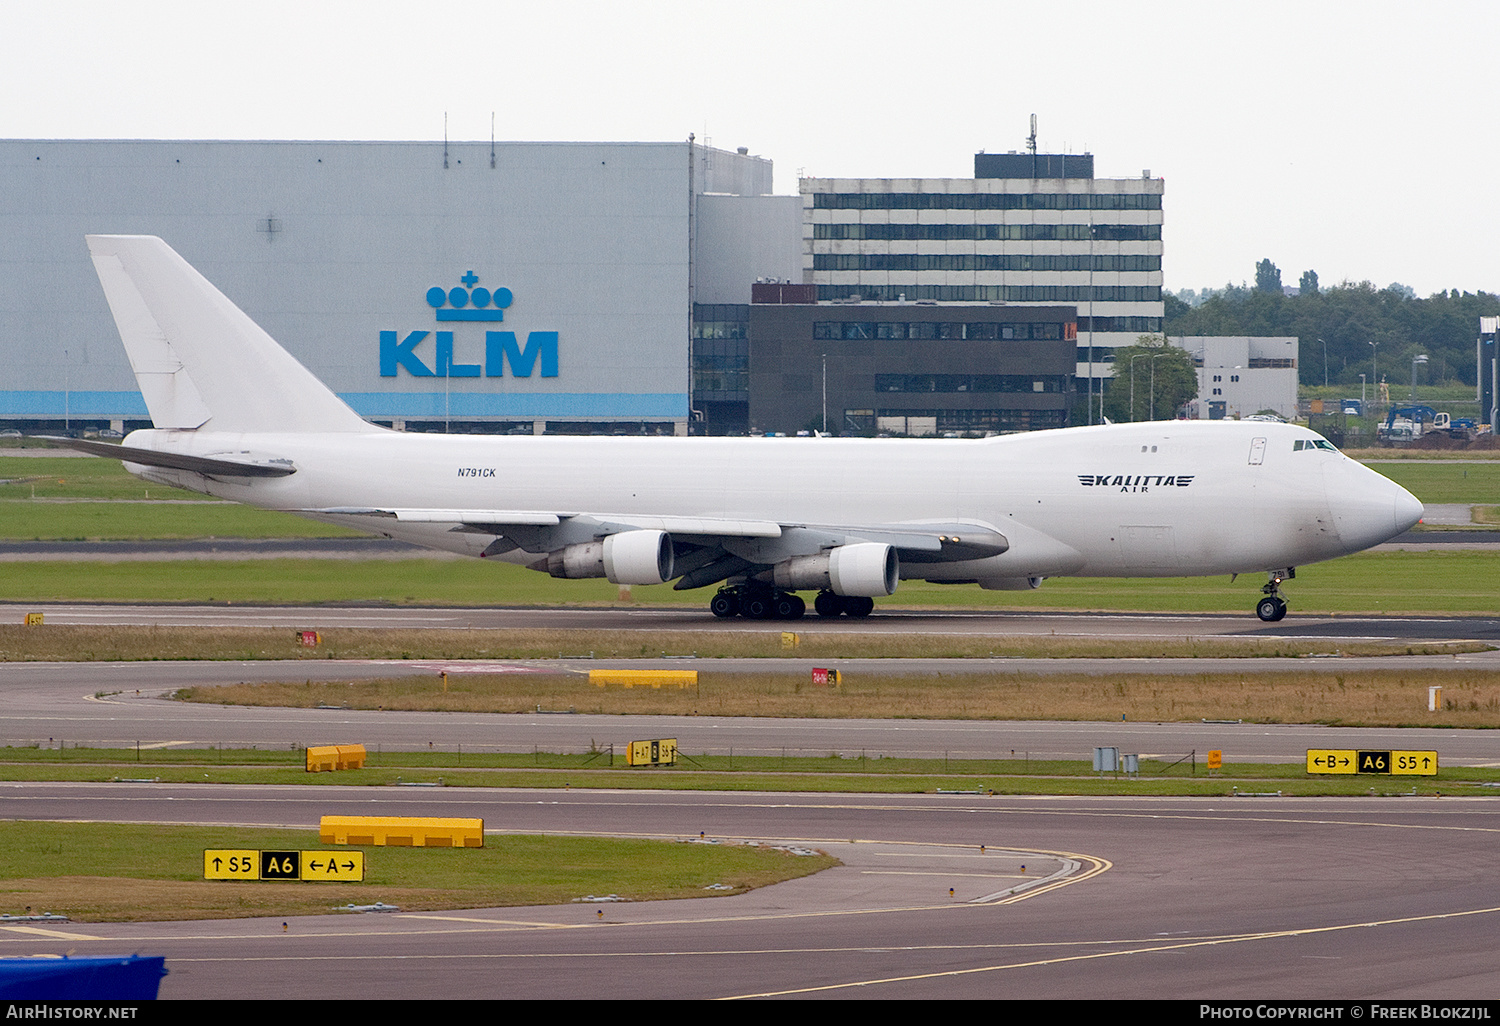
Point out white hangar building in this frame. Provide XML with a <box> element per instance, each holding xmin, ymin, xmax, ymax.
<box><xmin>0</xmin><ymin>138</ymin><xmax>801</xmax><ymax>434</ymax></box>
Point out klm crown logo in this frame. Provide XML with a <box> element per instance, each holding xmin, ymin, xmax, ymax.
<box><xmin>379</xmin><ymin>271</ymin><xmax>559</xmax><ymax>379</ymax></box>
<box><xmin>427</xmin><ymin>271</ymin><xmax>513</xmax><ymax>322</ymax></box>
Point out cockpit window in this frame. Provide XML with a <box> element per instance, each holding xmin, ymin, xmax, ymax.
<box><xmin>1293</xmin><ymin>439</ymin><xmax>1339</xmax><ymax>452</ymax></box>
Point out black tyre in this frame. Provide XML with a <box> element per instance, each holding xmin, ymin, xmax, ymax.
<box><xmin>774</xmin><ymin>593</ymin><xmax>805</xmax><ymax>620</ymax></box>
<box><xmin>844</xmin><ymin>596</ymin><xmax>875</xmax><ymax>618</ymax></box>
<box><xmin>814</xmin><ymin>591</ymin><xmax>843</xmax><ymax>617</ymax></box>
<box><xmin>710</xmin><ymin>592</ymin><xmax>739</xmax><ymax>618</ymax></box>
<box><xmin>1256</xmin><ymin>596</ymin><xmax>1287</xmax><ymax>622</ymax></box>
<box><xmin>743</xmin><ymin>594</ymin><xmax>773</xmax><ymax>619</ymax></box>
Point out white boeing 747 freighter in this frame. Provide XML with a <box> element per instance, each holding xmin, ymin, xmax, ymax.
<box><xmin>48</xmin><ymin>235</ymin><xmax>1424</xmax><ymax>622</ymax></box>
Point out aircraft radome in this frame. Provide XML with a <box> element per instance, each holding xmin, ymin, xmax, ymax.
<box><xmin>43</xmin><ymin>235</ymin><xmax>1424</xmax><ymax>623</ymax></box>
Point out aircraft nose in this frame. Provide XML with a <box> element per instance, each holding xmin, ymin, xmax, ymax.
<box><xmin>1324</xmin><ymin>461</ymin><xmax>1424</xmax><ymax>554</ymax></box>
<box><xmin>1393</xmin><ymin>482</ymin><xmax>1424</xmax><ymax>534</ymax></box>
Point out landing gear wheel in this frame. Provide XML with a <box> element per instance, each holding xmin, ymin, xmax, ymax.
<box><xmin>814</xmin><ymin>591</ymin><xmax>843</xmax><ymax>617</ymax></box>
<box><xmin>1256</xmin><ymin>596</ymin><xmax>1287</xmax><ymax>622</ymax></box>
<box><xmin>742</xmin><ymin>593</ymin><xmax>774</xmax><ymax>620</ymax></box>
<box><xmin>1256</xmin><ymin>569</ymin><xmax>1292</xmax><ymax>622</ymax></box>
<box><xmin>773</xmin><ymin>593</ymin><xmax>806</xmax><ymax>620</ymax></box>
<box><xmin>843</xmin><ymin>596</ymin><xmax>875</xmax><ymax>618</ymax></box>
<box><xmin>710</xmin><ymin>591</ymin><xmax>739</xmax><ymax>618</ymax></box>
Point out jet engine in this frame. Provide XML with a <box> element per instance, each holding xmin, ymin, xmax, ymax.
<box><xmin>543</xmin><ymin>530</ymin><xmax>675</xmax><ymax>585</ymax></box>
<box><xmin>772</xmin><ymin>542</ymin><xmax>898</xmax><ymax>597</ymax></box>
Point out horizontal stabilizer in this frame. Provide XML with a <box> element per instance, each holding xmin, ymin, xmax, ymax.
<box><xmin>30</xmin><ymin>436</ymin><xmax>296</xmax><ymax>478</ymax></box>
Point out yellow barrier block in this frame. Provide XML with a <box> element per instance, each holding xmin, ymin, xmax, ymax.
<box><xmin>588</xmin><ymin>669</ymin><xmax>698</xmax><ymax>689</ymax></box>
<box><xmin>24</xmin><ymin>613</ymin><xmax>43</xmax><ymax>626</ymax></box>
<box><xmin>305</xmin><ymin>744</ymin><xmax>367</xmax><ymax>772</ymax></box>
<box><xmin>320</xmin><ymin>816</ymin><xmax>484</xmax><ymax>848</ymax></box>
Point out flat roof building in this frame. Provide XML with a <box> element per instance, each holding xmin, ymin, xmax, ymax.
<box><xmin>1175</xmin><ymin>335</ymin><xmax>1299</xmax><ymax>422</ymax></box>
<box><xmin>800</xmin><ymin>154</ymin><xmax>1165</xmax><ymax>423</ymax></box>
<box><xmin>748</xmin><ymin>290</ymin><xmax>1075</xmax><ymax>436</ymax></box>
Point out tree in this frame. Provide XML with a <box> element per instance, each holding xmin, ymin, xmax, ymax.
<box><xmin>1255</xmin><ymin>259</ymin><xmax>1283</xmax><ymax>294</ymax></box>
<box><xmin>1299</xmin><ymin>269</ymin><xmax>1319</xmax><ymax>296</ymax></box>
<box><xmin>1103</xmin><ymin>336</ymin><xmax>1199</xmax><ymax>422</ymax></box>
<box><xmin>1162</xmin><ymin>291</ymin><xmax>1191</xmax><ymax>321</ymax></box>
<box><xmin>1164</xmin><ymin>278</ymin><xmax>1500</xmax><ymax>388</ymax></box>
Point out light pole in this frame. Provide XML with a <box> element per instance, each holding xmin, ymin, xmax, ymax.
<box><xmin>1369</xmin><ymin>340</ymin><xmax>1380</xmax><ymax>417</ymax></box>
<box><xmin>1149</xmin><ymin>352</ymin><xmax>1169</xmax><ymax>421</ymax></box>
<box><xmin>1086</xmin><ymin>222</ymin><xmax>1097</xmax><ymax>425</ymax></box>
<box><xmin>1129</xmin><ymin>353</ymin><xmax>1149</xmax><ymax>422</ymax></box>
<box><xmin>821</xmin><ymin>354</ymin><xmax>827</xmax><ymax>435</ymax></box>
<box><xmin>1359</xmin><ymin>372</ymin><xmax>1366</xmax><ymax>408</ymax></box>
<box><xmin>1318</xmin><ymin>337</ymin><xmax>1327</xmax><ymax>388</ymax></box>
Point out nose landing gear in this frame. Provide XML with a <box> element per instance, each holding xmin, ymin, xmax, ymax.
<box><xmin>1255</xmin><ymin>568</ymin><xmax>1294</xmax><ymax>622</ymax></box>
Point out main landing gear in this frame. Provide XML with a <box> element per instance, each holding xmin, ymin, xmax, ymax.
<box><xmin>709</xmin><ymin>586</ymin><xmax>874</xmax><ymax>620</ymax></box>
<box><xmin>1255</xmin><ymin>568</ymin><xmax>1294</xmax><ymax>622</ymax></box>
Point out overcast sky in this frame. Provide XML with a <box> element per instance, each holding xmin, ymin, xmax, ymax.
<box><xmin>5</xmin><ymin>0</ymin><xmax>1495</xmax><ymax>297</ymax></box>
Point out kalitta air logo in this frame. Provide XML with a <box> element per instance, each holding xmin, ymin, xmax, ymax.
<box><xmin>1079</xmin><ymin>474</ymin><xmax>1195</xmax><ymax>493</ymax></box>
<box><xmin>380</xmin><ymin>271</ymin><xmax>559</xmax><ymax>379</ymax></box>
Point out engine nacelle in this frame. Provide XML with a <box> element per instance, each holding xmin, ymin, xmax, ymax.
<box><xmin>603</xmin><ymin>530</ymin><xmax>674</xmax><ymax>585</ymax></box>
<box><xmin>545</xmin><ymin>540</ymin><xmax>606</xmax><ymax>580</ymax></box>
<box><xmin>543</xmin><ymin>530</ymin><xmax>674</xmax><ymax>585</ymax></box>
<box><xmin>772</xmin><ymin>542</ymin><xmax>898</xmax><ymax>597</ymax></box>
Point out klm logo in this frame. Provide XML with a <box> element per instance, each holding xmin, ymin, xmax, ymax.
<box><xmin>380</xmin><ymin>271</ymin><xmax>558</xmax><ymax>378</ymax></box>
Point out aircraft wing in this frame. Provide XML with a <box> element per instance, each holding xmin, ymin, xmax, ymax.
<box><xmin>309</xmin><ymin>506</ymin><xmax>1008</xmax><ymax>588</ymax></box>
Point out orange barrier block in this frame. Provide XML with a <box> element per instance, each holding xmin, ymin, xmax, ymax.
<box><xmin>320</xmin><ymin>816</ymin><xmax>484</xmax><ymax>847</ymax></box>
<box><xmin>305</xmin><ymin>744</ymin><xmax>367</xmax><ymax>772</ymax></box>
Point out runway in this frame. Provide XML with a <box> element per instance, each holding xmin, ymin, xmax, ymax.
<box><xmin>3</xmin><ymin>783</ymin><xmax>1498</xmax><ymax>999</ymax></box>
<box><xmin>9</xmin><ymin>601</ymin><xmax>1500</xmax><ymax>643</ymax></box>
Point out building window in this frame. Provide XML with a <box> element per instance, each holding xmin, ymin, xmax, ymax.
<box><xmin>813</xmin><ymin>321</ymin><xmax>1072</xmax><ymax>342</ymax></box>
<box><xmin>812</xmin><ymin>223</ymin><xmax>1162</xmax><ymax>243</ymax></box>
<box><xmin>811</xmin><ymin>192</ymin><xmax>1162</xmax><ymax>212</ymax></box>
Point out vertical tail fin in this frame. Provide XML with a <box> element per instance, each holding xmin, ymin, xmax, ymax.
<box><xmin>86</xmin><ymin>235</ymin><xmax>371</xmax><ymax>434</ymax></box>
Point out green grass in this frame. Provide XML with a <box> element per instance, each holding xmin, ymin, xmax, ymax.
<box><xmin>0</xmin><ymin>501</ymin><xmax>366</xmax><ymax>540</ymax></box>
<box><xmin>1358</xmin><ymin>461</ymin><xmax>1500</xmax><ymax>504</ymax></box>
<box><xmin>0</xmin><ymin>456</ymin><xmax>200</xmax><ymax>500</ymax></box>
<box><xmin>0</xmin><ymin>821</ymin><xmax>837</xmax><ymax>922</ymax></box>
<box><xmin>1</xmin><ymin>550</ymin><xmax>1497</xmax><ymax>613</ymax></box>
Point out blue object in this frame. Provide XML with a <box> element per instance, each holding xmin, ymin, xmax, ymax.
<box><xmin>0</xmin><ymin>955</ymin><xmax>167</xmax><ymax>1000</ymax></box>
